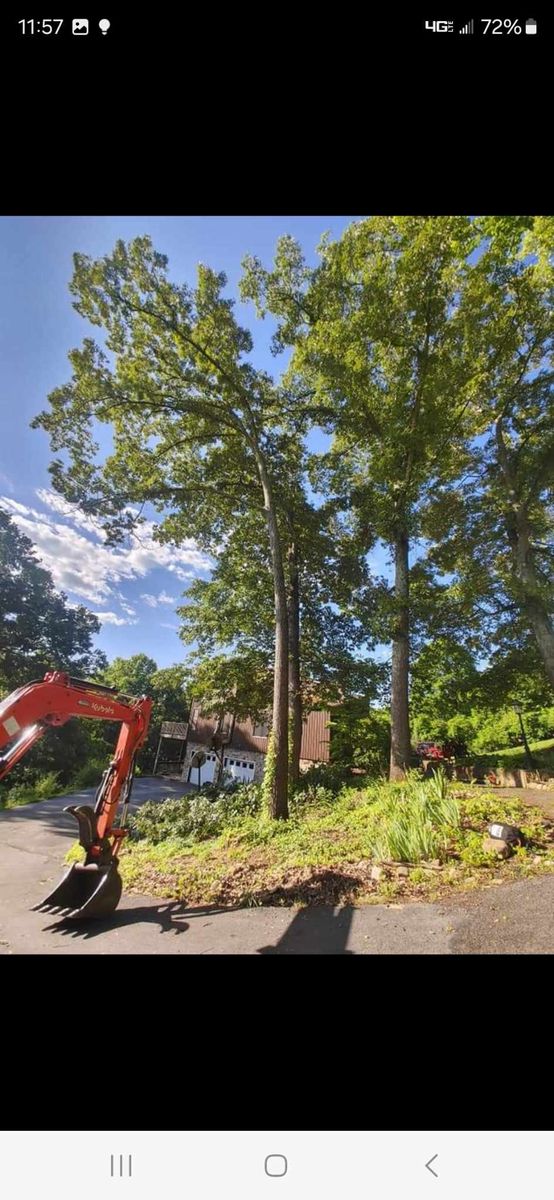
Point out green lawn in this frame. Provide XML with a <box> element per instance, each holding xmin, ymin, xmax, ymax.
<box><xmin>472</xmin><ymin>738</ymin><xmax>554</xmax><ymax>774</ymax></box>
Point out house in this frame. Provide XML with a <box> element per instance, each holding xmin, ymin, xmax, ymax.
<box><xmin>182</xmin><ymin>702</ymin><xmax>331</xmax><ymax>785</ymax></box>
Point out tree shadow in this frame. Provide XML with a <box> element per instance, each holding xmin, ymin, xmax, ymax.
<box><xmin>258</xmin><ymin>905</ymin><xmax>355</xmax><ymax>954</ymax></box>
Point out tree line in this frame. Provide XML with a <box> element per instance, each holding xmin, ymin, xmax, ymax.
<box><xmin>5</xmin><ymin>215</ymin><xmax>551</xmax><ymax>819</ymax></box>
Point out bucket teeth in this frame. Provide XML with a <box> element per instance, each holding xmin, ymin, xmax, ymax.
<box><xmin>32</xmin><ymin>862</ymin><xmax>123</xmax><ymax>920</ymax></box>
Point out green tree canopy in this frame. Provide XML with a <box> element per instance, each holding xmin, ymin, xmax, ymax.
<box><xmin>32</xmin><ymin>236</ymin><xmax>306</xmax><ymax>817</ymax></box>
<box><xmin>0</xmin><ymin>508</ymin><xmax>107</xmax><ymax>789</ymax></box>
<box><xmin>0</xmin><ymin>508</ymin><xmax>106</xmax><ymax>693</ymax></box>
<box><xmin>424</xmin><ymin>216</ymin><xmax>554</xmax><ymax>688</ymax></box>
<box><xmin>241</xmin><ymin>216</ymin><xmax>480</xmax><ymax>778</ymax></box>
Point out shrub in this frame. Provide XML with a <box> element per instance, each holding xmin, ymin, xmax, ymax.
<box><xmin>216</xmin><ymin>783</ymin><xmax>262</xmax><ymax>820</ymax></box>
<box><xmin>197</xmin><ymin>773</ymin><xmax>241</xmax><ymax>800</ymax></box>
<box><xmin>294</xmin><ymin>762</ymin><xmax>351</xmax><ymax>797</ymax></box>
<box><xmin>1</xmin><ymin>770</ymin><xmax>61</xmax><ymax>808</ymax></box>
<box><xmin>129</xmin><ymin>782</ymin><xmax>263</xmax><ymax>844</ymax></box>
<box><xmin>70</xmin><ymin>760</ymin><xmax>107</xmax><ymax>790</ymax></box>
<box><xmin>290</xmin><ymin>784</ymin><xmax>336</xmax><ymax>810</ymax></box>
<box><xmin>329</xmin><ymin>702</ymin><xmax>390</xmax><ymax>776</ymax></box>
<box><xmin>459</xmin><ymin>832</ymin><xmax>497</xmax><ymax>867</ymax></box>
<box><xmin>130</xmin><ymin>796</ymin><xmax>220</xmax><ymax>843</ymax></box>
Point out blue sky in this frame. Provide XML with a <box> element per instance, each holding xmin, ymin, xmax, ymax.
<box><xmin>1</xmin><ymin>215</ymin><xmax>394</xmax><ymax>669</ymax></box>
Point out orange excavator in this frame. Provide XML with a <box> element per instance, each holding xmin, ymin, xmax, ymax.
<box><xmin>0</xmin><ymin>672</ymin><xmax>152</xmax><ymax>920</ymax></box>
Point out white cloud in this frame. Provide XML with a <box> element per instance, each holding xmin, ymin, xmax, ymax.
<box><xmin>167</xmin><ymin>564</ymin><xmax>197</xmax><ymax>581</ymax></box>
<box><xmin>160</xmin><ymin>622</ymin><xmax>179</xmax><ymax>630</ymax></box>
<box><xmin>35</xmin><ymin>488</ymin><xmax>105</xmax><ymax>539</ymax></box>
<box><xmin>91</xmin><ymin>611</ymin><xmax>139</xmax><ymax>627</ymax></box>
<box><xmin>0</xmin><ymin>491</ymin><xmax>212</xmax><ymax>606</ymax></box>
<box><xmin>141</xmin><ymin>590</ymin><xmax>177</xmax><ymax>608</ymax></box>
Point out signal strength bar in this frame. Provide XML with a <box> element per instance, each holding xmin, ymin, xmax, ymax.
<box><xmin>459</xmin><ymin>18</ymin><xmax>474</xmax><ymax>33</ymax></box>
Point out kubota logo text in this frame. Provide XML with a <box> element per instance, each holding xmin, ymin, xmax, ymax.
<box><xmin>91</xmin><ymin>702</ymin><xmax>116</xmax><ymax>715</ymax></box>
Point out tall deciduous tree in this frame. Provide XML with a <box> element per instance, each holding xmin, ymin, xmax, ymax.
<box><xmin>0</xmin><ymin>508</ymin><xmax>108</xmax><ymax>788</ymax></box>
<box><xmin>0</xmin><ymin>508</ymin><xmax>106</xmax><ymax>691</ymax></box>
<box><xmin>241</xmin><ymin>217</ymin><xmax>478</xmax><ymax>778</ymax></box>
<box><xmin>446</xmin><ymin>217</ymin><xmax>554</xmax><ymax>687</ymax></box>
<box><xmin>32</xmin><ymin>238</ymin><xmax>295</xmax><ymax>817</ymax></box>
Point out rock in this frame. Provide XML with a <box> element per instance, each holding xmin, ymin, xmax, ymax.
<box><xmin>396</xmin><ymin>865</ymin><xmax>410</xmax><ymax>877</ymax></box>
<box><xmin>487</xmin><ymin>822</ymin><xmax>524</xmax><ymax>845</ymax></box>
<box><xmin>371</xmin><ymin>866</ymin><xmax>384</xmax><ymax>882</ymax></box>
<box><xmin>482</xmin><ymin>836</ymin><xmax>512</xmax><ymax>859</ymax></box>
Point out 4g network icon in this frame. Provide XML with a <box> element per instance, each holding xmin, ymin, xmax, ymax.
<box><xmin>424</xmin><ymin>20</ymin><xmax>455</xmax><ymax>31</ymax></box>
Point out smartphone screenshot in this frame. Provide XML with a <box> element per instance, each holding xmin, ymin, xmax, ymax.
<box><xmin>0</xmin><ymin>16</ymin><xmax>552</xmax><ymax>957</ymax></box>
<box><xmin>0</xmin><ymin>1132</ymin><xmax>550</xmax><ymax>1196</ymax></box>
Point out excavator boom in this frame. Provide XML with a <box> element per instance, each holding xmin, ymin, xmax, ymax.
<box><xmin>0</xmin><ymin>671</ymin><xmax>153</xmax><ymax>920</ymax></box>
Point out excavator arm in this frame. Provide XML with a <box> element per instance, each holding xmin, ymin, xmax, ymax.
<box><xmin>0</xmin><ymin>671</ymin><xmax>153</xmax><ymax>920</ymax></box>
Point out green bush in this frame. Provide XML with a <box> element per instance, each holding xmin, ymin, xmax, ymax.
<box><xmin>291</xmin><ymin>784</ymin><xmax>336</xmax><ymax>810</ymax></box>
<box><xmin>459</xmin><ymin>832</ymin><xmax>498</xmax><ymax>867</ymax></box>
<box><xmin>129</xmin><ymin>782</ymin><xmax>263</xmax><ymax>844</ymax></box>
<box><xmin>330</xmin><ymin>702</ymin><xmax>390</xmax><ymax>776</ymax></box>
<box><xmin>294</xmin><ymin>762</ymin><xmax>352</xmax><ymax>797</ymax></box>
<box><xmin>1</xmin><ymin>770</ymin><xmax>61</xmax><ymax>808</ymax></box>
<box><xmin>413</xmin><ymin>705</ymin><xmax>554</xmax><ymax>758</ymax></box>
<box><xmin>197</xmin><ymin>775</ymin><xmax>241</xmax><ymax>800</ymax></box>
<box><xmin>69</xmin><ymin>760</ymin><xmax>107</xmax><ymax>790</ymax></box>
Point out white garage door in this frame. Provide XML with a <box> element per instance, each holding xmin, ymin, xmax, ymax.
<box><xmin>223</xmin><ymin>756</ymin><xmax>256</xmax><ymax>782</ymax></box>
<box><xmin>188</xmin><ymin>753</ymin><xmax>217</xmax><ymax>785</ymax></box>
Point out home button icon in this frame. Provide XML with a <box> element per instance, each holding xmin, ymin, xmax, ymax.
<box><xmin>265</xmin><ymin>1155</ymin><xmax>288</xmax><ymax>1177</ymax></box>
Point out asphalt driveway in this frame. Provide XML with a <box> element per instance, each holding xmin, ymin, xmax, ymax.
<box><xmin>2</xmin><ymin>777</ymin><xmax>554</xmax><ymax>954</ymax></box>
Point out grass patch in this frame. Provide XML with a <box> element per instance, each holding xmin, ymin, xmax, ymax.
<box><xmin>471</xmin><ymin>738</ymin><xmax>554</xmax><ymax>774</ymax></box>
<box><xmin>63</xmin><ymin>771</ymin><xmax>554</xmax><ymax>908</ymax></box>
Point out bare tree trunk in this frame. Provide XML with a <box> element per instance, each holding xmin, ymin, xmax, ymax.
<box><xmin>287</xmin><ymin>543</ymin><xmax>302</xmax><ymax>785</ymax></box>
<box><xmin>253</xmin><ymin>448</ymin><xmax>289</xmax><ymax>819</ymax></box>
<box><xmin>389</xmin><ymin>528</ymin><xmax>411</xmax><ymax>781</ymax></box>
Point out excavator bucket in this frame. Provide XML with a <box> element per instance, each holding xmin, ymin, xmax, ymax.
<box><xmin>32</xmin><ymin>861</ymin><xmax>123</xmax><ymax>921</ymax></box>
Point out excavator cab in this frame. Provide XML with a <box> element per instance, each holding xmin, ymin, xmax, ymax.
<box><xmin>0</xmin><ymin>672</ymin><xmax>152</xmax><ymax>921</ymax></box>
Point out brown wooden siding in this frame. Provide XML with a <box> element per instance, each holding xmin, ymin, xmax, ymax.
<box><xmin>299</xmin><ymin>709</ymin><xmax>330</xmax><ymax>762</ymax></box>
<box><xmin>187</xmin><ymin>709</ymin><xmax>330</xmax><ymax>762</ymax></box>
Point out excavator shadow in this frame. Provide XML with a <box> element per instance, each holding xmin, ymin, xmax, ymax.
<box><xmin>43</xmin><ymin>902</ymin><xmax>192</xmax><ymax>939</ymax></box>
<box><xmin>42</xmin><ymin>901</ymin><xmax>242</xmax><ymax>940</ymax></box>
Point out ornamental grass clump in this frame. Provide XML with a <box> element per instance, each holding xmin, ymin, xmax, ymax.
<box><xmin>366</xmin><ymin>769</ymin><xmax>461</xmax><ymax>863</ymax></box>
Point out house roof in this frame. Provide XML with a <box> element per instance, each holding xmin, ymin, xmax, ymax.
<box><xmin>187</xmin><ymin>705</ymin><xmax>330</xmax><ymax>762</ymax></box>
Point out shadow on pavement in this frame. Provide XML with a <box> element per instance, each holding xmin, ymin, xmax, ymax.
<box><xmin>42</xmin><ymin>901</ymin><xmax>244</xmax><ymax>941</ymax></box>
<box><xmin>44</xmin><ymin>902</ymin><xmax>192</xmax><ymax>940</ymax></box>
<box><xmin>258</xmin><ymin>906</ymin><xmax>354</xmax><ymax>954</ymax></box>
